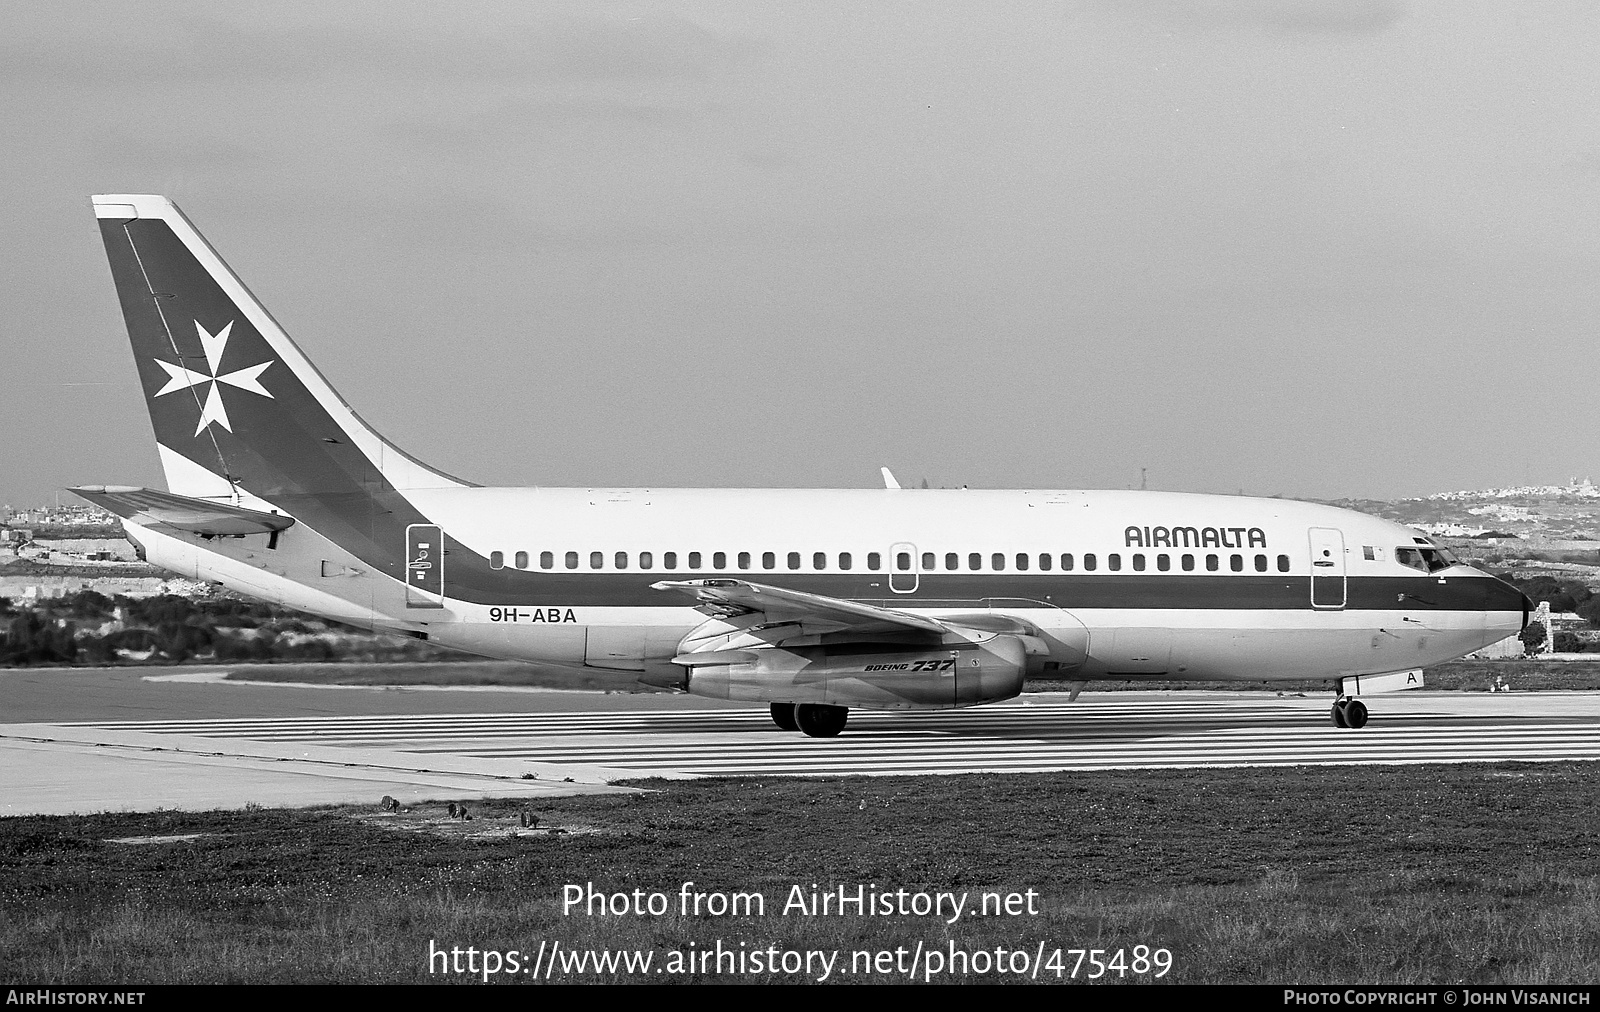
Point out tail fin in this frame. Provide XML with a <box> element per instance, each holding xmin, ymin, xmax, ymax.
<box><xmin>92</xmin><ymin>194</ymin><xmax>469</xmax><ymax>506</ymax></box>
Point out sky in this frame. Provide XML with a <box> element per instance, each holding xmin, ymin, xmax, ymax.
<box><xmin>3</xmin><ymin>1</ymin><xmax>1598</xmax><ymax>507</ymax></box>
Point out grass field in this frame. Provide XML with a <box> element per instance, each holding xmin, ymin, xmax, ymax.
<box><xmin>4</xmin><ymin>763</ymin><xmax>1598</xmax><ymax>984</ymax></box>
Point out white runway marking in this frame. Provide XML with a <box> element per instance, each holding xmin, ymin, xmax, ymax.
<box><xmin>64</xmin><ymin>696</ymin><xmax>1600</xmax><ymax>777</ymax></box>
<box><xmin>140</xmin><ymin>670</ymin><xmax>231</xmax><ymax>683</ymax></box>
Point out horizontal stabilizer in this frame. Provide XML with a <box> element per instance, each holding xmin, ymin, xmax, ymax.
<box><xmin>70</xmin><ymin>485</ymin><xmax>296</xmax><ymax>537</ymax></box>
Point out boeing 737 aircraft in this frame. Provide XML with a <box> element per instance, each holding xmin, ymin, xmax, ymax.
<box><xmin>74</xmin><ymin>194</ymin><xmax>1530</xmax><ymax>736</ymax></box>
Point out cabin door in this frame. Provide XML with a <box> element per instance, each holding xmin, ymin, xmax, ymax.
<box><xmin>405</xmin><ymin>523</ymin><xmax>445</xmax><ymax>608</ymax></box>
<box><xmin>1308</xmin><ymin>527</ymin><xmax>1346</xmax><ymax>609</ymax></box>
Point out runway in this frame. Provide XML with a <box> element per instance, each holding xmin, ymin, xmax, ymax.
<box><xmin>41</xmin><ymin>692</ymin><xmax>1600</xmax><ymax>777</ymax></box>
<box><xmin>5</xmin><ymin>662</ymin><xmax>1599</xmax><ymax>815</ymax></box>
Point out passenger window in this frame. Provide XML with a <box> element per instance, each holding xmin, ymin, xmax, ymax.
<box><xmin>1039</xmin><ymin>553</ymin><xmax>1052</xmax><ymax>572</ymax></box>
<box><xmin>1277</xmin><ymin>554</ymin><xmax>1289</xmax><ymax>572</ymax></box>
<box><xmin>814</xmin><ymin>552</ymin><xmax>827</xmax><ymax>570</ymax></box>
<box><xmin>969</xmin><ymin>553</ymin><xmax>983</xmax><ymax>570</ymax></box>
<box><xmin>1108</xmin><ymin>554</ymin><xmax>1121</xmax><ymax>572</ymax></box>
<box><xmin>1016</xmin><ymin>553</ymin><xmax>1029</xmax><ymax>571</ymax></box>
<box><xmin>762</xmin><ymin>551</ymin><xmax>775</xmax><ymax>569</ymax></box>
<box><xmin>540</xmin><ymin>551</ymin><xmax>553</xmax><ymax>569</ymax></box>
<box><xmin>713</xmin><ymin>552</ymin><xmax>726</xmax><ymax>569</ymax></box>
<box><xmin>615</xmin><ymin>551</ymin><xmax>628</xmax><ymax>569</ymax></box>
<box><xmin>946</xmin><ymin>553</ymin><xmax>959</xmax><ymax>570</ymax></box>
<box><xmin>1061</xmin><ymin>554</ymin><xmax>1074</xmax><ymax>571</ymax></box>
<box><xmin>738</xmin><ymin>552</ymin><xmax>751</xmax><ymax>570</ymax></box>
<box><xmin>1083</xmin><ymin>554</ymin><xmax>1097</xmax><ymax>571</ymax></box>
<box><xmin>1205</xmin><ymin>554</ymin><xmax>1218</xmax><ymax>572</ymax></box>
<box><xmin>490</xmin><ymin>551</ymin><xmax>504</xmax><ymax>570</ymax></box>
<box><xmin>514</xmin><ymin>551</ymin><xmax>528</xmax><ymax>570</ymax></box>
<box><xmin>565</xmin><ymin>551</ymin><xmax>579</xmax><ymax>569</ymax></box>
<box><xmin>1132</xmin><ymin>554</ymin><xmax>1145</xmax><ymax>572</ymax></box>
<box><xmin>922</xmin><ymin>552</ymin><xmax>935</xmax><ymax>570</ymax></box>
<box><xmin>839</xmin><ymin>552</ymin><xmax>852</xmax><ymax>570</ymax></box>
<box><xmin>1181</xmin><ymin>554</ymin><xmax>1194</xmax><ymax>572</ymax></box>
<box><xmin>867</xmin><ymin>552</ymin><xmax>881</xmax><ymax>570</ymax></box>
<box><xmin>664</xmin><ymin>552</ymin><xmax>677</xmax><ymax>569</ymax></box>
<box><xmin>992</xmin><ymin>553</ymin><xmax>1006</xmax><ymax>571</ymax></box>
<box><xmin>640</xmin><ymin>551</ymin><xmax>653</xmax><ymax>570</ymax></box>
<box><xmin>688</xmin><ymin>552</ymin><xmax>702</xmax><ymax>570</ymax></box>
<box><xmin>1157</xmin><ymin>554</ymin><xmax>1170</xmax><ymax>571</ymax></box>
<box><xmin>897</xmin><ymin>552</ymin><xmax>911</xmax><ymax>571</ymax></box>
<box><xmin>1230</xmin><ymin>554</ymin><xmax>1243</xmax><ymax>572</ymax></box>
<box><xmin>788</xmin><ymin>552</ymin><xmax>801</xmax><ymax>570</ymax></box>
<box><xmin>590</xmin><ymin>551</ymin><xmax>604</xmax><ymax>570</ymax></box>
<box><xmin>1254</xmin><ymin>554</ymin><xmax>1267</xmax><ymax>572</ymax></box>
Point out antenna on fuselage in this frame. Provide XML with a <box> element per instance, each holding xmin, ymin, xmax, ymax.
<box><xmin>880</xmin><ymin>467</ymin><xmax>902</xmax><ymax>490</ymax></box>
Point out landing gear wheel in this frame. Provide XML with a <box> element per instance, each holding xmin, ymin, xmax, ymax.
<box><xmin>1330</xmin><ymin>701</ymin><xmax>1349</xmax><ymax>728</ymax></box>
<box><xmin>1343</xmin><ymin>698</ymin><xmax>1368</xmax><ymax>729</ymax></box>
<box><xmin>794</xmin><ymin>703</ymin><xmax>848</xmax><ymax>738</ymax></box>
<box><xmin>770</xmin><ymin>703</ymin><xmax>799</xmax><ymax>732</ymax></box>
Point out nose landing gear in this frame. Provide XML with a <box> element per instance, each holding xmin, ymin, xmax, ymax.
<box><xmin>1330</xmin><ymin>696</ymin><xmax>1368</xmax><ymax>729</ymax></box>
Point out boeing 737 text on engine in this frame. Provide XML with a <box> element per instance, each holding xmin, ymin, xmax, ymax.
<box><xmin>74</xmin><ymin>195</ymin><xmax>1530</xmax><ymax>737</ymax></box>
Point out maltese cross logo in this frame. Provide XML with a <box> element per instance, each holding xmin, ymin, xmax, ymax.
<box><xmin>153</xmin><ymin>320</ymin><xmax>274</xmax><ymax>436</ymax></box>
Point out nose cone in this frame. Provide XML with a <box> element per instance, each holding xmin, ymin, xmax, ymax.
<box><xmin>1478</xmin><ymin>571</ymin><xmax>1532</xmax><ymax>627</ymax></box>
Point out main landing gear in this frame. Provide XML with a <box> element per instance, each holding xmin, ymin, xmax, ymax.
<box><xmin>1330</xmin><ymin>696</ymin><xmax>1369</xmax><ymax>729</ymax></box>
<box><xmin>770</xmin><ymin>702</ymin><xmax>849</xmax><ymax>738</ymax></box>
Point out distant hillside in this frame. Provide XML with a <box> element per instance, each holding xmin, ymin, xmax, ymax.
<box><xmin>1319</xmin><ymin>480</ymin><xmax>1600</xmax><ymax>546</ymax></box>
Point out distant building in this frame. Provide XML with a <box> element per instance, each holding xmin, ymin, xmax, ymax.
<box><xmin>1469</xmin><ymin>601</ymin><xmax>1551</xmax><ymax>659</ymax></box>
<box><xmin>0</xmin><ymin>575</ymin><xmax>211</xmax><ymax>601</ymax></box>
<box><xmin>39</xmin><ymin>537</ymin><xmax>139</xmax><ymax>562</ymax></box>
<box><xmin>1419</xmin><ymin>522</ymin><xmax>1489</xmax><ymax>538</ymax></box>
<box><xmin>1469</xmin><ymin>636</ymin><xmax>1526</xmax><ymax>660</ymax></box>
<box><xmin>1425</xmin><ymin>478</ymin><xmax>1600</xmax><ymax>502</ymax></box>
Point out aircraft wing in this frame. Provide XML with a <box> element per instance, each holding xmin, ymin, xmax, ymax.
<box><xmin>649</xmin><ymin>578</ymin><xmax>946</xmax><ymax>636</ymax></box>
<box><xmin>70</xmin><ymin>486</ymin><xmax>296</xmax><ymax>537</ymax></box>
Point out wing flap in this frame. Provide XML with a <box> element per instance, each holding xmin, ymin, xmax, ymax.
<box><xmin>70</xmin><ymin>485</ymin><xmax>296</xmax><ymax>537</ymax></box>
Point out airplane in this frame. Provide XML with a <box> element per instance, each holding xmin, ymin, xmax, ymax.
<box><xmin>73</xmin><ymin>194</ymin><xmax>1531</xmax><ymax>737</ymax></box>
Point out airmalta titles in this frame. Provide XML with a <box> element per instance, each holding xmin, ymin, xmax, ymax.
<box><xmin>1124</xmin><ymin>526</ymin><xmax>1267</xmax><ymax>549</ymax></box>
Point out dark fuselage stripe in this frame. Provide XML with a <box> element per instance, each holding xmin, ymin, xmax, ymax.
<box><xmin>437</xmin><ymin>571</ymin><xmax>1520</xmax><ymax>613</ymax></box>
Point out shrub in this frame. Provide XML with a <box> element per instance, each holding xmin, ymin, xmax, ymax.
<box><xmin>153</xmin><ymin>621</ymin><xmax>213</xmax><ymax>661</ymax></box>
<box><xmin>120</xmin><ymin>595</ymin><xmax>193</xmax><ymax>627</ymax></box>
<box><xmin>54</xmin><ymin>590</ymin><xmax>114</xmax><ymax>618</ymax></box>
<box><xmin>1519</xmin><ymin>620</ymin><xmax>1549</xmax><ymax>656</ymax></box>
<box><xmin>1553</xmin><ymin>631</ymin><xmax>1588</xmax><ymax>653</ymax></box>
<box><xmin>1</xmin><ymin>614</ymin><xmax>78</xmax><ymax>665</ymax></box>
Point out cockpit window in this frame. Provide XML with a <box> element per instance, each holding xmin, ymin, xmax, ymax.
<box><xmin>1395</xmin><ymin>546</ymin><xmax>1459</xmax><ymax>573</ymax></box>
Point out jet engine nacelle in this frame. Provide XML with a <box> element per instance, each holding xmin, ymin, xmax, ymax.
<box><xmin>681</xmin><ymin>632</ymin><xmax>1027</xmax><ymax>710</ymax></box>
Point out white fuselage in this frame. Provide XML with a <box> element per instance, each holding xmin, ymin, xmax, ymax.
<box><xmin>123</xmin><ymin>486</ymin><xmax>1526</xmax><ymax>696</ymax></box>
